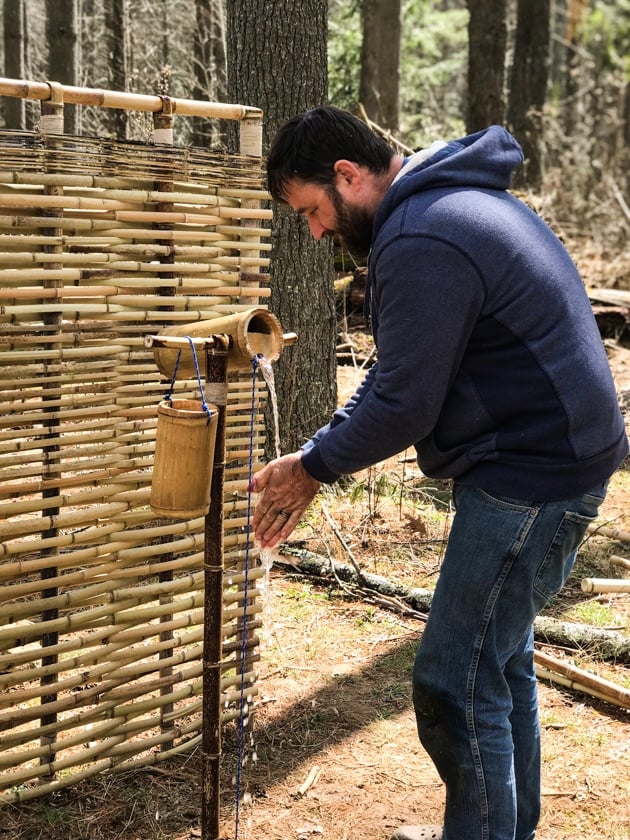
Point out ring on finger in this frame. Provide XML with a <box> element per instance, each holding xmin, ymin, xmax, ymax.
<box><xmin>277</xmin><ymin>509</ymin><xmax>290</xmax><ymax>519</ymax></box>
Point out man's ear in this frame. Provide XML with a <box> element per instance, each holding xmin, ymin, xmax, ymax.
<box><xmin>333</xmin><ymin>159</ymin><xmax>362</xmax><ymax>189</ymax></box>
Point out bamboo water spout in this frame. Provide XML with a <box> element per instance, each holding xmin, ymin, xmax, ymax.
<box><xmin>147</xmin><ymin>307</ymin><xmax>286</xmax><ymax>375</ymax></box>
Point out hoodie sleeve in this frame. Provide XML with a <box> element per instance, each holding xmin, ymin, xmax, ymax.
<box><xmin>300</xmin><ymin>233</ymin><xmax>486</xmax><ymax>481</ymax></box>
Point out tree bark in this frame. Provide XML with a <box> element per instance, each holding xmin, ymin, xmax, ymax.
<box><xmin>507</xmin><ymin>0</ymin><xmax>551</xmax><ymax>189</ymax></box>
<box><xmin>466</xmin><ymin>0</ymin><xmax>507</xmax><ymax>132</ymax></box>
<box><xmin>46</xmin><ymin>0</ymin><xmax>81</xmax><ymax>135</ymax></box>
<box><xmin>227</xmin><ymin>0</ymin><xmax>336</xmax><ymax>456</ymax></box>
<box><xmin>192</xmin><ymin>0</ymin><xmax>227</xmax><ymax>147</ymax></box>
<box><xmin>104</xmin><ymin>0</ymin><xmax>131</xmax><ymax>139</ymax></box>
<box><xmin>359</xmin><ymin>0</ymin><xmax>401</xmax><ymax>132</ymax></box>
<box><xmin>3</xmin><ymin>0</ymin><xmax>27</xmax><ymax>129</ymax></box>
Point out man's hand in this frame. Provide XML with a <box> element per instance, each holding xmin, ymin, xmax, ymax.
<box><xmin>250</xmin><ymin>451</ymin><xmax>321</xmax><ymax>548</ymax></box>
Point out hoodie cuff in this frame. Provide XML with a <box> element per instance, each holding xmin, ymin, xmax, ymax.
<box><xmin>300</xmin><ymin>446</ymin><xmax>340</xmax><ymax>484</ymax></box>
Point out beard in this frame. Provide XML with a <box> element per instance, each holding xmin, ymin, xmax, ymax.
<box><xmin>329</xmin><ymin>187</ymin><xmax>374</xmax><ymax>260</ymax></box>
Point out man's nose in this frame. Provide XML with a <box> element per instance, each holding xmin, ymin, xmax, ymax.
<box><xmin>307</xmin><ymin>217</ymin><xmax>327</xmax><ymax>240</ymax></box>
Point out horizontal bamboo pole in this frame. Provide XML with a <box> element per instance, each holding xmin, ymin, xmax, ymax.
<box><xmin>0</xmin><ymin>604</ymin><xmax>205</xmax><ymax>669</ymax></box>
<box><xmin>0</xmin><ymin>500</ymin><xmax>134</xmax><ymax>540</ymax></box>
<box><xmin>0</xmin><ymin>222</ymin><xmax>271</xmax><ymax>239</ymax></box>
<box><xmin>0</xmin><ymin>580</ymin><xmax>262</xmax><ymax>646</ymax></box>
<box><xmin>0</xmin><ymin>685</ymin><xmax>258</xmax><ymax>768</ymax></box>
<box><xmin>0</xmin><ymin>191</ymin><xmax>138</xmax><ymax>211</ymax></box>
<box><xmin>0</xmin><ymin>170</ymin><xmax>148</xmax><ymax>188</ymax></box>
<box><xmin>0</xmin><ymin>459</ymin><xmax>152</xmax><ymax>495</ymax></box>
<box><xmin>0</xmin><ymin>174</ymin><xmax>267</xmax><ymax>202</ymax></box>
<box><xmin>1</xmin><ymin>530</ymin><xmax>258</xmax><ymax>598</ymax></box>
<box><xmin>4</xmin><ymin>638</ymin><xmax>206</xmax><ymax>707</ymax></box>
<box><xmin>0</xmin><ymin>649</ymin><xmax>257</xmax><ymax>735</ymax></box>
<box><xmin>103</xmin><ymin>225</ymin><xmax>272</xmax><ymax>241</ymax></box>
<box><xmin>581</xmin><ymin>577</ymin><xmax>630</xmax><ymax>593</ymax></box>
<box><xmin>112</xmin><ymin>206</ymin><xmax>271</xmax><ymax>223</ymax></box>
<box><xmin>1</xmin><ymin>702</ymin><xmax>209</xmax><ymax>774</ymax></box>
<box><xmin>0</xmin><ymin>76</ymin><xmax>263</xmax><ymax>121</ymax></box>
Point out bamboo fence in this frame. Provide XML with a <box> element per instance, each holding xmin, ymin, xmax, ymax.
<box><xmin>0</xmin><ymin>79</ymin><xmax>272</xmax><ymax>804</ymax></box>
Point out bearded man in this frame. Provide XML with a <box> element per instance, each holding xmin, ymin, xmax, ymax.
<box><xmin>251</xmin><ymin>106</ymin><xmax>628</xmax><ymax>840</ymax></box>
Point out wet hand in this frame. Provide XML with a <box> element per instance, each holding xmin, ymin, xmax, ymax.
<box><xmin>250</xmin><ymin>452</ymin><xmax>321</xmax><ymax>548</ymax></box>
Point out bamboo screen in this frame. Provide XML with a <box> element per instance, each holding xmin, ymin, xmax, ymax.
<box><xmin>0</xmin><ymin>99</ymin><xmax>272</xmax><ymax>803</ymax></box>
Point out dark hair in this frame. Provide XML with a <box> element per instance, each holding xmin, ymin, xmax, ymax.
<box><xmin>266</xmin><ymin>106</ymin><xmax>395</xmax><ymax>203</ymax></box>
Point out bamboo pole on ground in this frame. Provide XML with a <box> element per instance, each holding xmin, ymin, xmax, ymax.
<box><xmin>610</xmin><ymin>555</ymin><xmax>630</xmax><ymax>572</ymax></box>
<box><xmin>534</xmin><ymin>649</ymin><xmax>630</xmax><ymax>710</ymax></box>
<box><xmin>581</xmin><ymin>577</ymin><xmax>630</xmax><ymax>593</ymax></box>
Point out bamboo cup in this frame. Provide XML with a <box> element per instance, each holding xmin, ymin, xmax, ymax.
<box><xmin>150</xmin><ymin>399</ymin><xmax>218</xmax><ymax>519</ymax></box>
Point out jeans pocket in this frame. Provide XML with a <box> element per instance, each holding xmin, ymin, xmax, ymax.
<box><xmin>476</xmin><ymin>487</ymin><xmax>538</xmax><ymax>513</ymax></box>
<box><xmin>533</xmin><ymin>508</ymin><xmax>599</xmax><ymax>605</ymax></box>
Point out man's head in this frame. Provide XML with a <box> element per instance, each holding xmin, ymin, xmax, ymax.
<box><xmin>266</xmin><ymin>106</ymin><xmax>398</xmax><ymax>258</ymax></box>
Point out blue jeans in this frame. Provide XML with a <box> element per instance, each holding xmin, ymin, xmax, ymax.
<box><xmin>412</xmin><ymin>482</ymin><xmax>607</xmax><ymax>840</ymax></box>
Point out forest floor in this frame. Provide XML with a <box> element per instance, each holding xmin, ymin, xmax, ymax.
<box><xmin>3</xmin><ymin>246</ymin><xmax>630</xmax><ymax>840</ymax></box>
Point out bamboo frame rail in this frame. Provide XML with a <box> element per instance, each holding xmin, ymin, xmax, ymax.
<box><xmin>0</xmin><ymin>76</ymin><xmax>270</xmax><ymax>822</ymax></box>
<box><xmin>0</xmin><ymin>77</ymin><xmax>263</xmax><ymax>122</ymax></box>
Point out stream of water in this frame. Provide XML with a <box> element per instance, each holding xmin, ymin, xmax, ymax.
<box><xmin>257</xmin><ymin>355</ymin><xmax>281</xmax><ymax>460</ymax></box>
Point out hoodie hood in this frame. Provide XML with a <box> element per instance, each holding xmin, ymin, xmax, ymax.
<box><xmin>374</xmin><ymin>125</ymin><xmax>524</xmax><ymax>235</ymax></box>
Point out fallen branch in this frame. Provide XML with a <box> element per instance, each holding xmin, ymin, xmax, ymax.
<box><xmin>277</xmin><ymin>548</ymin><xmax>630</xmax><ymax>664</ymax></box>
<box><xmin>320</xmin><ymin>500</ymin><xmax>365</xmax><ymax>581</ymax></box>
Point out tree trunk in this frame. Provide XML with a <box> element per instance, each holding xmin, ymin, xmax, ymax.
<box><xmin>46</xmin><ymin>0</ymin><xmax>81</xmax><ymax>134</ymax></box>
<box><xmin>466</xmin><ymin>0</ymin><xmax>507</xmax><ymax>132</ymax></box>
<box><xmin>507</xmin><ymin>0</ymin><xmax>551</xmax><ymax>189</ymax></box>
<box><xmin>192</xmin><ymin>0</ymin><xmax>227</xmax><ymax>147</ymax></box>
<box><xmin>104</xmin><ymin>0</ymin><xmax>131</xmax><ymax>139</ymax></box>
<box><xmin>227</xmin><ymin>0</ymin><xmax>336</xmax><ymax>457</ymax></box>
<box><xmin>3</xmin><ymin>0</ymin><xmax>27</xmax><ymax>129</ymax></box>
<box><xmin>562</xmin><ymin>0</ymin><xmax>589</xmax><ymax>138</ymax></box>
<box><xmin>359</xmin><ymin>0</ymin><xmax>401</xmax><ymax>132</ymax></box>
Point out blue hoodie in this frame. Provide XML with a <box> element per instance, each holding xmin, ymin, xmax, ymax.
<box><xmin>301</xmin><ymin>126</ymin><xmax>628</xmax><ymax>500</ymax></box>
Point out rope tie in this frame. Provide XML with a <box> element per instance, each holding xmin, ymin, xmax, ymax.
<box><xmin>234</xmin><ymin>353</ymin><xmax>263</xmax><ymax>838</ymax></box>
<box><xmin>163</xmin><ymin>336</ymin><xmax>212</xmax><ymax>422</ymax></box>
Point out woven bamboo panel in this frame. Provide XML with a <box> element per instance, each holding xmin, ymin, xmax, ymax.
<box><xmin>0</xmin><ymin>129</ymin><xmax>272</xmax><ymax>803</ymax></box>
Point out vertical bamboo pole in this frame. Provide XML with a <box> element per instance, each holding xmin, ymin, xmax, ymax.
<box><xmin>202</xmin><ymin>338</ymin><xmax>230</xmax><ymax>840</ymax></box>
<box><xmin>153</xmin><ymin>97</ymin><xmax>176</xmax><ymax>753</ymax></box>
<box><xmin>39</xmin><ymin>81</ymin><xmax>65</xmax><ymax>782</ymax></box>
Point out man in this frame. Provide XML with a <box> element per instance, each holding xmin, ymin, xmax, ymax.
<box><xmin>251</xmin><ymin>107</ymin><xmax>628</xmax><ymax>840</ymax></box>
